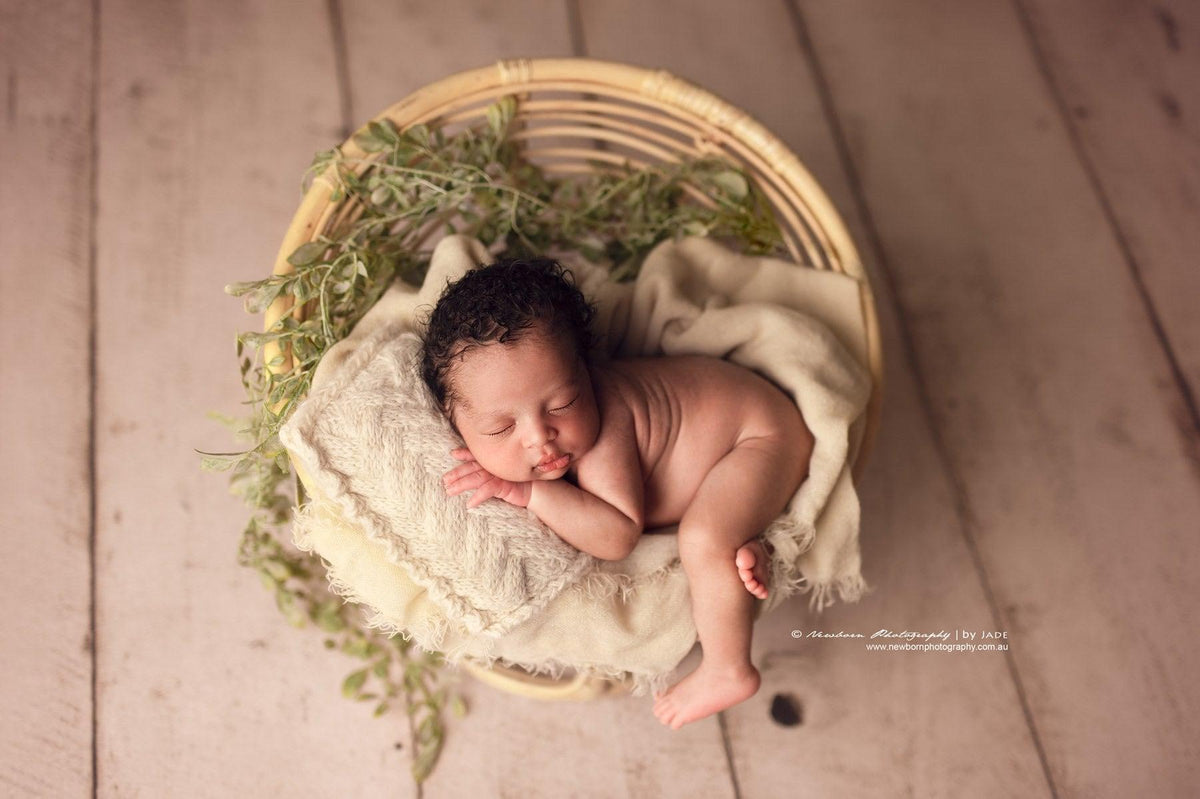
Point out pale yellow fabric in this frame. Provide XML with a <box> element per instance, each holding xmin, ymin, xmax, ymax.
<box><xmin>285</xmin><ymin>235</ymin><xmax>872</xmax><ymax>694</ymax></box>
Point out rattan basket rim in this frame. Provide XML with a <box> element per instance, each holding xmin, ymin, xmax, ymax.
<box><xmin>266</xmin><ymin>56</ymin><xmax>882</xmax><ymax>476</ymax></box>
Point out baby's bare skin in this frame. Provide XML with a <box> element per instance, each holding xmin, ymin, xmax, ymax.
<box><xmin>589</xmin><ymin>355</ymin><xmax>806</xmax><ymax>529</ymax></box>
<box><xmin>442</xmin><ymin>329</ymin><xmax>813</xmax><ymax>729</ymax></box>
<box><xmin>587</xmin><ymin>356</ymin><xmax>811</xmax><ymax>728</ymax></box>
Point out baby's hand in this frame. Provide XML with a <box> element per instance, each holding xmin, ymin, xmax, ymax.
<box><xmin>442</xmin><ymin>448</ymin><xmax>532</xmax><ymax>509</ymax></box>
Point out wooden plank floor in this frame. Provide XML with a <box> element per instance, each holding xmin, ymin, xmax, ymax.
<box><xmin>2</xmin><ymin>1</ymin><xmax>1196</xmax><ymax>796</ymax></box>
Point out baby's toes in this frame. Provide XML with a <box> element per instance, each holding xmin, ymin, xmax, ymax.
<box><xmin>734</xmin><ymin>542</ymin><xmax>771</xmax><ymax>598</ymax></box>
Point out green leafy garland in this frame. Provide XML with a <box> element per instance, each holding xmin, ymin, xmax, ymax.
<box><xmin>202</xmin><ymin>95</ymin><xmax>783</xmax><ymax>785</ymax></box>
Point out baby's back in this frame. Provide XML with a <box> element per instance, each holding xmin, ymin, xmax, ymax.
<box><xmin>590</xmin><ymin>355</ymin><xmax>811</xmax><ymax>528</ymax></box>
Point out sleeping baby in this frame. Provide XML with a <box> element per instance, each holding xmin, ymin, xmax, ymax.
<box><xmin>421</xmin><ymin>257</ymin><xmax>814</xmax><ymax>729</ymax></box>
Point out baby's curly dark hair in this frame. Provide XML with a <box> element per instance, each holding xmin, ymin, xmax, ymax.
<box><xmin>420</xmin><ymin>257</ymin><xmax>597</xmax><ymax>419</ymax></box>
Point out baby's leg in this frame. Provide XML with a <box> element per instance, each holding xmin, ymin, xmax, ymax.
<box><xmin>653</xmin><ymin>434</ymin><xmax>807</xmax><ymax>730</ymax></box>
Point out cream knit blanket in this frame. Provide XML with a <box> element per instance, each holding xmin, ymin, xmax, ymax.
<box><xmin>280</xmin><ymin>235</ymin><xmax>872</xmax><ymax>694</ymax></box>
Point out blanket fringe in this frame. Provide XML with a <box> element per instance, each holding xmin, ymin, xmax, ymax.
<box><xmin>291</xmin><ymin>491</ymin><xmax>866</xmax><ymax>698</ymax></box>
<box><xmin>569</xmin><ymin>556</ymin><xmax>682</xmax><ymax>604</ymax></box>
<box><xmin>791</xmin><ymin>570</ymin><xmax>872</xmax><ymax>613</ymax></box>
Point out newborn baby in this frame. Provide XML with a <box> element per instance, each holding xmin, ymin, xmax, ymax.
<box><xmin>422</xmin><ymin>257</ymin><xmax>814</xmax><ymax>729</ymax></box>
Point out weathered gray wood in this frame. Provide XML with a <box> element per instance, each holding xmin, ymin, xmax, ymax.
<box><xmin>431</xmin><ymin>666</ymin><xmax>736</xmax><ymax>799</ymax></box>
<box><xmin>9</xmin><ymin>1</ymin><xmax>1194</xmax><ymax>796</ymax></box>
<box><xmin>1021</xmin><ymin>0</ymin><xmax>1200</xmax><ymax>421</ymax></box>
<box><xmin>336</xmin><ymin>3</ymin><xmax>739</xmax><ymax>796</ymax></box>
<box><xmin>0</xmin><ymin>1</ymin><xmax>95</xmax><ymax>796</ymax></box>
<box><xmin>797</xmin><ymin>0</ymin><xmax>1200</xmax><ymax>795</ymax></box>
<box><xmin>342</xmin><ymin>0</ymin><xmax>578</xmax><ymax>127</ymax></box>
<box><xmin>94</xmin><ymin>1</ymin><xmax>417</xmax><ymax>795</ymax></box>
<box><xmin>580</xmin><ymin>2</ymin><xmax>1051</xmax><ymax>796</ymax></box>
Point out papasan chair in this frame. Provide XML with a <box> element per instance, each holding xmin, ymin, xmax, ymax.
<box><xmin>266</xmin><ymin>58</ymin><xmax>884</xmax><ymax>700</ymax></box>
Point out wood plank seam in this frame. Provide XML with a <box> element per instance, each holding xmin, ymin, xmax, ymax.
<box><xmin>326</xmin><ymin>0</ymin><xmax>354</xmax><ymax>141</ymax></box>
<box><xmin>565</xmin><ymin>0</ymin><xmax>587</xmax><ymax>57</ymax></box>
<box><xmin>716</xmin><ymin>711</ymin><xmax>744</xmax><ymax>799</ymax></box>
<box><xmin>1012</xmin><ymin>0</ymin><xmax>1200</xmax><ymax>442</ymax></box>
<box><xmin>781</xmin><ymin>1</ymin><xmax>1062</xmax><ymax>796</ymax></box>
<box><xmin>88</xmin><ymin>0</ymin><xmax>101</xmax><ymax>795</ymax></box>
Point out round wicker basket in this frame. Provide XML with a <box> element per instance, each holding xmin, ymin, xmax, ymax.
<box><xmin>265</xmin><ymin>57</ymin><xmax>883</xmax><ymax>701</ymax></box>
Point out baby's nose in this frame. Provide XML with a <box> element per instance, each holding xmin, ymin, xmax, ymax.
<box><xmin>524</xmin><ymin>421</ymin><xmax>556</xmax><ymax>447</ymax></box>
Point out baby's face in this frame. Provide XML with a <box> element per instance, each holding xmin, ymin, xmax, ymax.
<box><xmin>447</xmin><ymin>326</ymin><xmax>600</xmax><ymax>484</ymax></box>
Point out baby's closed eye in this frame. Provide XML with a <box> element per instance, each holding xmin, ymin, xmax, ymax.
<box><xmin>482</xmin><ymin>396</ymin><xmax>578</xmax><ymax>437</ymax></box>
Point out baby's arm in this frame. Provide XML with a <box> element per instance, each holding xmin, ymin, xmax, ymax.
<box><xmin>443</xmin><ymin>444</ymin><xmax>641</xmax><ymax>560</ymax></box>
<box><xmin>527</xmin><ymin>402</ymin><xmax>644</xmax><ymax>561</ymax></box>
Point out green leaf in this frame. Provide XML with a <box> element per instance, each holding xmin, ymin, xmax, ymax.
<box><xmin>198</xmin><ymin>453</ymin><xmax>241</xmax><ymax>472</ymax></box>
<box><xmin>411</xmin><ymin>739</ymin><xmax>441</xmax><ymax>784</ymax></box>
<box><xmin>262</xmin><ymin>558</ymin><xmax>291</xmax><ymax>581</ymax></box>
<box><xmin>416</xmin><ymin>714</ymin><xmax>440</xmax><ymax>744</ymax></box>
<box><xmin>341</xmin><ymin>668</ymin><xmax>368</xmax><ymax>699</ymax></box>
<box><xmin>287</xmin><ymin>241</ymin><xmax>327</xmax><ymax>267</ymax></box>
<box><xmin>486</xmin><ymin>96</ymin><xmax>517</xmax><ymax>138</ymax></box>
<box><xmin>405</xmin><ymin>124</ymin><xmax>431</xmax><ymax>147</ymax></box>
<box><xmin>342</xmin><ymin>637</ymin><xmax>371</xmax><ymax>659</ymax></box>
<box><xmin>224</xmin><ymin>280</ymin><xmax>261</xmax><ymax>297</ymax></box>
<box><xmin>353</xmin><ymin>131</ymin><xmax>388</xmax><ymax>153</ymax></box>
<box><xmin>243</xmin><ymin>283</ymin><xmax>284</xmax><ymax>314</ymax></box>
<box><xmin>314</xmin><ymin>600</ymin><xmax>345</xmax><ymax>632</ymax></box>
<box><xmin>711</xmin><ymin>169</ymin><xmax>749</xmax><ymax>200</ymax></box>
<box><xmin>368</xmin><ymin>120</ymin><xmax>399</xmax><ymax>145</ymax></box>
<box><xmin>315</xmin><ymin>614</ymin><xmax>345</xmax><ymax>634</ymax></box>
<box><xmin>275</xmin><ymin>589</ymin><xmax>306</xmax><ymax>628</ymax></box>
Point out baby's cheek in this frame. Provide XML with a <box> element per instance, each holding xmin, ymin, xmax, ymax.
<box><xmin>476</xmin><ymin>446</ymin><xmax>519</xmax><ymax>480</ymax></box>
<box><xmin>579</xmin><ymin>409</ymin><xmax>602</xmax><ymax>452</ymax></box>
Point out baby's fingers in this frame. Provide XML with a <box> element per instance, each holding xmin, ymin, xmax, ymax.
<box><xmin>450</xmin><ymin>448</ymin><xmax>474</xmax><ymax>461</ymax></box>
<box><xmin>443</xmin><ymin>461</ymin><xmax>482</xmax><ymax>488</ymax></box>
<box><xmin>445</xmin><ymin>469</ymin><xmax>488</xmax><ymax>496</ymax></box>
<box><xmin>466</xmin><ymin>481</ymin><xmax>498</xmax><ymax>509</ymax></box>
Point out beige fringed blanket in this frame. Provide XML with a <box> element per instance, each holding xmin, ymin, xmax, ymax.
<box><xmin>280</xmin><ymin>235</ymin><xmax>872</xmax><ymax>695</ymax></box>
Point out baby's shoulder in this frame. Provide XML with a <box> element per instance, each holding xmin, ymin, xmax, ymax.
<box><xmin>572</xmin><ymin>363</ymin><xmax>644</xmax><ymax>484</ymax></box>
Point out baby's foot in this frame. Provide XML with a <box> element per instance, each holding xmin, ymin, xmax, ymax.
<box><xmin>736</xmin><ymin>540</ymin><xmax>770</xmax><ymax>600</ymax></box>
<box><xmin>653</xmin><ymin>661</ymin><xmax>761</xmax><ymax>730</ymax></box>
